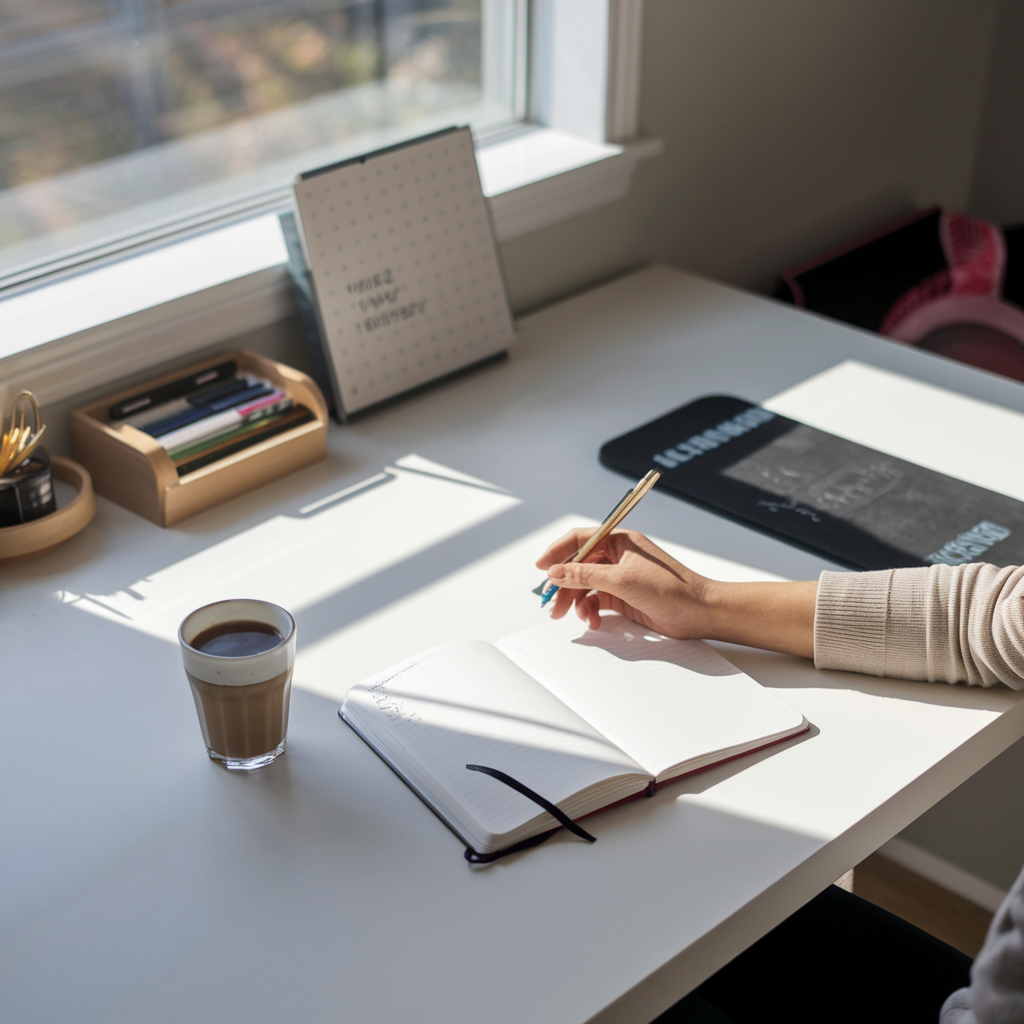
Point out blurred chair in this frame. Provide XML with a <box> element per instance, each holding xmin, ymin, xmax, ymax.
<box><xmin>774</xmin><ymin>207</ymin><xmax>1024</xmax><ymax>383</ymax></box>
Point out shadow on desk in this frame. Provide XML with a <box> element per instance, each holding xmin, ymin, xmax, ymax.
<box><xmin>479</xmin><ymin>726</ymin><xmax>824</xmax><ymax>870</ymax></box>
<box><xmin>712</xmin><ymin>643</ymin><xmax>1022</xmax><ymax>713</ymax></box>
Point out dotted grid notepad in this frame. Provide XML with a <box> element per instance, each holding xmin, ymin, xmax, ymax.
<box><xmin>293</xmin><ymin>127</ymin><xmax>515</xmax><ymax>417</ymax></box>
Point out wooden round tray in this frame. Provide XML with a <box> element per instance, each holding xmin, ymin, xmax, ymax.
<box><xmin>0</xmin><ymin>455</ymin><xmax>96</xmax><ymax>565</ymax></box>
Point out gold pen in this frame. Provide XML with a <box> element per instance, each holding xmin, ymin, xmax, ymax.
<box><xmin>538</xmin><ymin>469</ymin><xmax>661</xmax><ymax>607</ymax></box>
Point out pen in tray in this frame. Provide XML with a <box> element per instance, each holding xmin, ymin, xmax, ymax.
<box><xmin>165</xmin><ymin>398</ymin><xmax>305</xmax><ymax>456</ymax></box>
<box><xmin>119</xmin><ymin>376</ymin><xmax>253</xmax><ymax>429</ymax></box>
<box><xmin>173</xmin><ymin>407</ymin><xmax>314</xmax><ymax>476</ymax></box>
<box><xmin>108</xmin><ymin>360</ymin><xmax>237</xmax><ymax>420</ymax></box>
<box><xmin>153</xmin><ymin>392</ymin><xmax>292</xmax><ymax>452</ymax></box>
<box><xmin>140</xmin><ymin>381</ymin><xmax>277</xmax><ymax>437</ymax></box>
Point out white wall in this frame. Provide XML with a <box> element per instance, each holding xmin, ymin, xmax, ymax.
<box><xmin>502</xmin><ymin>0</ymin><xmax>997</xmax><ymax>311</ymax></box>
<box><xmin>971</xmin><ymin>0</ymin><xmax>1024</xmax><ymax>225</ymax></box>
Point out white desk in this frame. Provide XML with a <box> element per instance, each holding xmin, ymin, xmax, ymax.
<box><xmin>5</xmin><ymin>266</ymin><xmax>1024</xmax><ymax>1024</ymax></box>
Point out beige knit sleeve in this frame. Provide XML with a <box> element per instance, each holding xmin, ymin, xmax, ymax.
<box><xmin>813</xmin><ymin>563</ymin><xmax>1024</xmax><ymax>689</ymax></box>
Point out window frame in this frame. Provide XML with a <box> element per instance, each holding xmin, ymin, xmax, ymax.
<box><xmin>0</xmin><ymin>0</ymin><xmax>660</xmax><ymax>405</ymax></box>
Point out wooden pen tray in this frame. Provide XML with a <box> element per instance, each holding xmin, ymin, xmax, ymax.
<box><xmin>70</xmin><ymin>350</ymin><xmax>328</xmax><ymax>527</ymax></box>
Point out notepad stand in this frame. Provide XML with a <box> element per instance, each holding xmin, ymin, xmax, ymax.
<box><xmin>69</xmin><ymin>350</ymin><xmax>328</xmax><ymax>527</ymax></box>
<box><xmin>289</xmin><ymin>127</ymin><xmax>516</xmax><ymax>420</ymax></box>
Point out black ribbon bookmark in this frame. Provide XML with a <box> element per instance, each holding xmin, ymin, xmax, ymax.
<box><xmin>463</xmin><ymin>764</ymin><xmax>597</xmax><ymax>863</ymax></box>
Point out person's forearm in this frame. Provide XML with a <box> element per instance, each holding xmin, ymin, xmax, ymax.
<box><xmin>701</xmin><ymin>580</ymin><xmax>818</xmax><ymax>659</ymax></box>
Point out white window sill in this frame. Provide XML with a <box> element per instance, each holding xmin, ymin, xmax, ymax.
<box><xmin>0</xmin><ymin>127</ymin><xmax>661</xmax><ymax>405</ymax></box>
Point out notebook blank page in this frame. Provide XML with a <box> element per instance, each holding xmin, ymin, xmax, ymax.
<box><xmin>497</xmin><ymin>615</ymin><xmax>805</xmax><ymax>779</ymax></box>
<box><xmin>344</xmin><ymin>641</ymin><xmax>647</xmax><ymax>837</ymax></box>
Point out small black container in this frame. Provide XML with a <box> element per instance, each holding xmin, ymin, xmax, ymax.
<box><xmin>0</xmin><ymin>447</ymin><xmax>57</xmax><ymax>527</ymax></box>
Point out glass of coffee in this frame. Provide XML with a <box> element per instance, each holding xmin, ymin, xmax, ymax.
<box><xmin>178</xmin><ymin>599</ymin><xmax>296</xmax><ymax>771</ymax></box>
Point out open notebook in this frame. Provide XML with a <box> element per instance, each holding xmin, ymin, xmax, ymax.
<box><xmin>340</xmin><ymin>613</ymin><xmax>808</xmax><ymax>860</ymax></box>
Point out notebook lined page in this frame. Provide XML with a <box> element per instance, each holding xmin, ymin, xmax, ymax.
<box><xmin>343</xmin><ymin>641</ymin><xmax>648</xmax><ymax>839</ymax></box>
<box><xmin>497</xmin><ymin>615</ymin><xmax>805</xmax><ymax>779</ymax></box>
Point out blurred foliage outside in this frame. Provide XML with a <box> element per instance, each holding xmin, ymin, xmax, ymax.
<box><xmin>0</xmin><ymin>0</ymin><xmax>482</xmax><ymax>192</ymax></box>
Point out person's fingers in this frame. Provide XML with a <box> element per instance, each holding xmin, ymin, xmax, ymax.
<box><xmin>535</xmin><ymin>528</ymin><xmax>596</xmax><ymax>570</ymax></box>
<box><xmin>547</xmin><ymin>559</ymin><xmax>619</xmax><ymax>595</ymax></box>
<box><xmin>576</xmin><ymin>587</ymin><xmax>637</xmax><ymax>623</ymax></box>
<box><xmin>535</xmin><ymin>528</ymin><xmax>711</xmax><ymax>641</ymax></box>
<box><xmin>547</xmin><ymin>583</ymin><xmax>586</xmax><ymax>620</ymax></box>
<box><xmin>535</xmin><ymin>525</ymin><xmax>633</xmax><ymax>569</ymax></box>
<box><xmin>574</xmin><ymin>591</ymin><xmax>603</xmax><ymax>630</ymax></box>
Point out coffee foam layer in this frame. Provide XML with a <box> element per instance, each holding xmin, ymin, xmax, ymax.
<box><xmin>179</xmin><ymin>599</ymin><xmax>295</xmax><ymax>686</ymax></box>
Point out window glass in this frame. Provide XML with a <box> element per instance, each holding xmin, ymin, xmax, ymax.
<box><xmin>0</xmin><ymin>0</ymin><xmax>523</xmax><ymax>285</ymax></box>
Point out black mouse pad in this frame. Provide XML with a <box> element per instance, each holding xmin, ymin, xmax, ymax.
<box><xmin>599</xmin><ymin>395</ymin><xmax>1024</xmax><ymax>571</ymax></box>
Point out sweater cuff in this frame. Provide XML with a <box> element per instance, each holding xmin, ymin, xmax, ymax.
<box><xmin>814</xmin><ymin>567</ymin><xmax>935</xmax><ymax>679</ymax></box>
<box><xmin>814</xmin><ymin>569</ymin><xmax>893</xmax><ymax>675</ymax></box>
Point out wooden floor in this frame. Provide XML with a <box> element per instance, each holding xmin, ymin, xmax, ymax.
<box><xmin>853</xmin><ymin>853</ymin><xmax>994</xmax><ymax>958</ymax></box>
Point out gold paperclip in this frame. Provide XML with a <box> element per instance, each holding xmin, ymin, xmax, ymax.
<box><xmin>0</xmin><ymin>390</ymin><xmax>46</xmax><ymax>478</ymax></box>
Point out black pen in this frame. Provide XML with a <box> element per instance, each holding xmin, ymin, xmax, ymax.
<box><xmin>108</xmin><ymin>360</ymin><xmax>237</xmax><ymax>420</ymax></box>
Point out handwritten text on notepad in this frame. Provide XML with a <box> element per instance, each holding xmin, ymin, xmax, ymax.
<box><xmin>367</xmin><ymin>662</ymin><xmax>421</xmax><ymax>724</ymax></box>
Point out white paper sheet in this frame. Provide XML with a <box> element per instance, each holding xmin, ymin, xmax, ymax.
<box><xmin>498</xmin><ymin>614</ymin><xmax>805</xmax><ymax>779</ymax></box>
<box><xmin>344</xmin><ymin>640</ymin><xmax>646</xmax><ymax>841</ymax></box>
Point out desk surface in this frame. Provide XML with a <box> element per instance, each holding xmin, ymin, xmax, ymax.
<box><xmin>5</xmin><ymin>266</ymin><xmax>1024</xmax><ymax>1024</ymax></box>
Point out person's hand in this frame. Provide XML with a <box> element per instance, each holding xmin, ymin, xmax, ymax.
<box><xmin>534</xmin><ymin>527</ymin><xmax>818</xmax><ymax>658</ymax></box>
<box><xmin>535</xmin><ymin>527</ymin><xmax>716</xmax><ymax>638</ymax></box>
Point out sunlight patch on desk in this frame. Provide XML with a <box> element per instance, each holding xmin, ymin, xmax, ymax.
<box><xmin>671</xmin><ymin>680</ymin><xmax>1005</xmax><ymax>843</ymax></box>
<box><xmin>764</xmin><ymin>361</ymin><xmax>1024</xmax><ymax>502</ymax></box>
<box><xmin>295</xmin><ymin>515</ymin><xmax>789</xmax><ymax>703</ymax></box>
<box><xmin>58</xmin><ymin>455</ymin><xmax>520</xmax><ymax>642</ymax></box>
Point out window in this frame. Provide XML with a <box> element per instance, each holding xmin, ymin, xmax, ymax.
<box><xmin>0</xmin><ymin>0</ymin><xmax>526</xmax><ymax>286</ymax></box>
<box><xmin>0</xmin><ymin>0</ymin><xmax>656</xmax><ymax>404</ymax></box>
